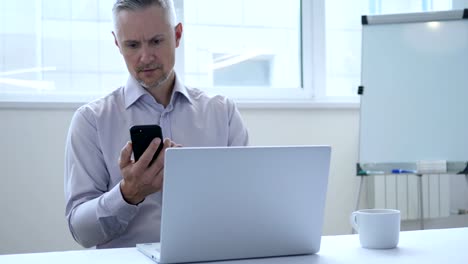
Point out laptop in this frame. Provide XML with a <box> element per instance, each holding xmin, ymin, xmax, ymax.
<box><xmin>137</xmin><ymin>145</ymin><xmax>331</xmax><ymax>263</ymax></box>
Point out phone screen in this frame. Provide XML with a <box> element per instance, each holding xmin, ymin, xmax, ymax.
<box><xmin>130</xmin><ymin>125</ymin><xmax>164</xmax><ymax>164</ymax></box>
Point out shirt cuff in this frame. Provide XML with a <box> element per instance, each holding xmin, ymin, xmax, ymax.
<box><xmin>99</xmin><ymin>183</ymin><xmax>139</xmax><ymax>223</ymax></box>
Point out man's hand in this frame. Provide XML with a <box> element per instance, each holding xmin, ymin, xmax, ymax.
<box><xmin>119</xmin><ymin>138</ymin><xmax>178</xmax><ymax>205</ymax></box>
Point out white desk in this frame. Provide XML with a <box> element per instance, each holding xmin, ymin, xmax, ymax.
<box><xmin>2</xmin><ymin>228</ymin><xmax>467</xmax><ymax>264</ymax></box>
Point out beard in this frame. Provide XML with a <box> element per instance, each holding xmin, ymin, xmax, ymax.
<box><xmin>135</xmin><ymin>63</ymin><xmax>172</xmax><ymax>90</ymax></box>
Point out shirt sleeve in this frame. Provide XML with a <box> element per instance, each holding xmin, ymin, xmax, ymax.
<box><xmin>64</xmin><ymin>106</ymin><xmax>139</xmax><ymax>248</ymax></box>
<box><xmin>226</xmin><ymin>98</ymin><xmax>249</xmax><ymax>146</ymax></box>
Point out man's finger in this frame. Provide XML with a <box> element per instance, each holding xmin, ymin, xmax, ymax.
<box><xmin>152</xmin><ymin>168</ymin><xmax>164</xmax><ymax>190</ymax></box>
<box><xmin>170</xmin><ymin>140</ymin><xmax>182</xmax><ymax>148</ymax></box>
<box><xmin>138</xmin><ymin>137</ymin><xmax>161</xmax><ymax>168</ymax></box>
<box><xmin>148</xmin><ymin>138</ymin><xmax>171</xmax><ymax>174</ymax></box>
<box><xmin>119</xmin><ymin>141</ymin><xmax>133</xmax><ymax>169</ymax></box>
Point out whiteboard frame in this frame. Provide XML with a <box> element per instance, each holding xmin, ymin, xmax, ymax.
<box><xmin>357</xmin><ymin>9</ymin><xmax>468</xmax><ymax>174</ymax></box>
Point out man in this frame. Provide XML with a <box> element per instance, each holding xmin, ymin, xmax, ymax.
<box><xmin>64</xmin><ymin>0</ymin><xmax>248</xmax><ymax>249</ymax></box>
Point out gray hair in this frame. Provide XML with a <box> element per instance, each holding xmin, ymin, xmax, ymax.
<box><xmin>112</xmin><ymin>0</ymin><xmax>177</xmax><ymax>29</ymax></box>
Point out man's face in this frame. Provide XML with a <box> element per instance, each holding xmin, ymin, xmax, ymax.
<box><xmin>113</xmin><ymin>5</ymin><xmax>182</xmax><ymax>90</ymax></box>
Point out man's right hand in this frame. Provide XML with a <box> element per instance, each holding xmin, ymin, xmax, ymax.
<box><xmin>118</xmin><ymin>138</ymin><xmax>171</xmax><ymax>205</ymax></box>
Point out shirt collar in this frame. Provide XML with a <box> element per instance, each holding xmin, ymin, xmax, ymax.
<box><xmin>172</xmin><ymin>73</ymin><xmax>193</xmax><ymax>106</ymax></box>
<box><xmin>124</xmin><ymin>73</ymin><xmax>193</xmax><ymax>109</ymax></box>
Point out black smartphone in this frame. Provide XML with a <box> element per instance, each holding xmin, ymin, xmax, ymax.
<box><xmin>130</xmin><ymin>125</ymin><xmax>164</xmax><ymax>165</ymax></box>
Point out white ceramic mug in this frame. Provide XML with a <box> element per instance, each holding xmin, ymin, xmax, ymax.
<box><xmin>350</xmin><ymin>209</ymin><xmax>400</xmax><ymax>249</ymax></box>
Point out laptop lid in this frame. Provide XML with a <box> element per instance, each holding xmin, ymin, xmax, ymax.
<box><xmin>157</xmin><ymin>145</ymin><xmax>331</xmax><ymax>263</ymax></box>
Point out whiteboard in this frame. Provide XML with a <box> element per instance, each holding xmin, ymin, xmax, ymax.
<box><xmin>359</xmin><ymin>10</ymin><xmax>468</xmax><ymax>164</ymax></box>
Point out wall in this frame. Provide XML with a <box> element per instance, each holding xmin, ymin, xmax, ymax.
<box><xmin>0</xmin><ymin>106</ymin><xmax>361</xmax><ymax>254</ymax></box>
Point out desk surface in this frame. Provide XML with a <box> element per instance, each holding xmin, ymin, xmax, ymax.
<box><xmin>2</xmin><ymin>228</ymin><xmax>467</xmax><ymax>264</ymax></box>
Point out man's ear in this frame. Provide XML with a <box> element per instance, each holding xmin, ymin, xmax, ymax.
<box><xmin>175</xmin><ymin>23</ymin><xmax>183</xmax><ymax>47</ymax></box>
<box><xmin>112</xmin><ymin>31</ymin><xmax>119</xmax><ymax>47</ymax></box>
<box><xmin>112</xmin><ymin>31</ymin><xmax>123</xmax><ymax>54</ymax></box>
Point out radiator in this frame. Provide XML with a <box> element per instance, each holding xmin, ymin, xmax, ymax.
<box><xmin>370</xmin><ymin>174</ymin><xmax>451</xmax><ymax>220</ymax></box>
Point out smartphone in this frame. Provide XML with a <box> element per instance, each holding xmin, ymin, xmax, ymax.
<box><xmin>130</xmin><ymin>125</ymin><xmax>164</xmax><ymax>165</ymax></box>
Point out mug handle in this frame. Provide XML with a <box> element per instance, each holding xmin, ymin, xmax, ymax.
<box><xmin>350</xmin><ymin>212</ymin><xmax>359</xmax><ymax>232</ymax></box>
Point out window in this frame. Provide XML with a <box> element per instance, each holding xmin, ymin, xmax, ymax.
<box><xmin>0</xmin><ymin>0</ymin><xmax>458</xmax><ymax>105</ymax></box>
<box><xmin>212</xmin><ymin>53</ymin><xmax>273</xmax><ymax>86</ymax></box>
<box><xmin>0</xmin><ymin>0</ymin><xmax>127</xmax><ymax>103</ymax></box>
<box><xmin>178</xmin><ymin>0</ymin><xmax>304</xmax><ymax>101</ymax></box>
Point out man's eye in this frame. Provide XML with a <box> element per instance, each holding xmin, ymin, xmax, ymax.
<box><xmin>126</xmin><ymin>43</ymin><xmax>139</xmax><ymax>49</ymax></box>
<box><xmin>152</xmin><ymin>39</ymin><xmax>163</xmax><ymax>45</ymax></box>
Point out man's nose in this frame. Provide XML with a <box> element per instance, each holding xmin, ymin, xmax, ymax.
<box><xmin>140</xmin><ymin>46</ymin><xmax>155</xmax><ymax>64</ymax></box>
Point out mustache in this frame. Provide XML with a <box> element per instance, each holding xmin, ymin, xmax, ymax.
<box><xmin>136</xmin><ymin>63</ymin><xmax>163</xmax><ymax>72</ymax></box>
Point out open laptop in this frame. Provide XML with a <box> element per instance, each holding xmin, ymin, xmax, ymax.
<box><xmin>137</xmin><ymin>145</ymin><xmax>331</xmax><ymax>263</ymax></box>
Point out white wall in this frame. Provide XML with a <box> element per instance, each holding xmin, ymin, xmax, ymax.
<box><xmin>0</xmin><ymin>106</ymin><xmax>362</xmax><ymax>254</ymax></box>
